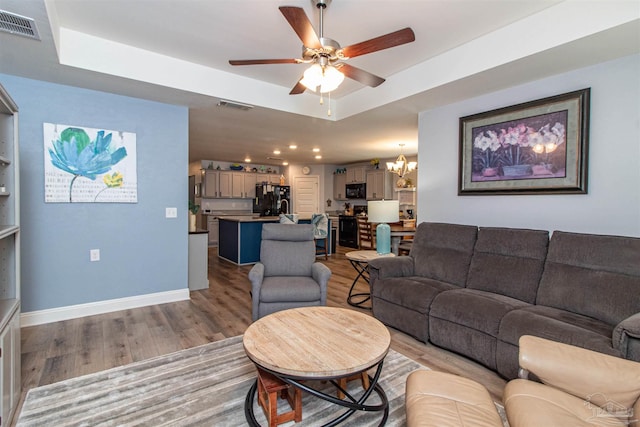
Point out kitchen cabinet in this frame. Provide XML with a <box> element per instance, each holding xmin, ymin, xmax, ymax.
<box><xmin>256</xmin><ymin>173</ymin><xmax>280</xmax><ymax>185</ymax></box>
<box><xmin>0</xmin><ymin>84</ymin><xmax>20</xmax><ymax>426</ymax></box>
<box><xmin>202</xmin><ymin>170</ymin><xmax>219</xmax><ymax>198</ymax></box>
<box><xmin>242</xmin><ymin>173</ymin><xmax>256</xmax><ymax>198</ymax></box>
<box><xmin>232</xmin><ymin>172</ymin><xmax>256</xmax><ymax>198</ymax></box>
<box><xmin>333</xmin><ymin>173</ymin><xmax>347</xmax><ymax>200</ymax></box>
<box><xmin>346</xmin><ymin>166</ymin><xmax>366</xmax><ymax>183</ymax></box>
<box><xmin>366</xmin><ymin>169</ymin><xmax>393</xmax><ymax>200</ymax></box>
<box><xmin>231</xmin><ymin>173</ymin><xmax>244</xmax><ymax>198</ymax></box>
<box><xmin>218</xmin><ymin>172</ymin><xmax>233</xmax><ymax>197</ymax></box>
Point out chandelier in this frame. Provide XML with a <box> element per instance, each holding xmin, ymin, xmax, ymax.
<box><xmin>386</xmin><ymin>144</ymin><xmax>417</xmax><ymax>177</ymax></box>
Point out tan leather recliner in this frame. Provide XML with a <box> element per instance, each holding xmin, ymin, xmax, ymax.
<box><xmin>504</xmin><ymin>335</ymin><xmax>640</xmax><ymax>427</ymax></box>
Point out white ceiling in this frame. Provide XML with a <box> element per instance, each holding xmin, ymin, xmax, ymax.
<box><xmin>0</xmin><ymin>0</ymin><xmax>638</xmax><ymax>165</ymax></box>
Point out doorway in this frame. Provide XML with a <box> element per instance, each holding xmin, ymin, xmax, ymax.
<box><xmin>293</xmin><ymin>176</ymin><xmax>319</xmax><ymax>217</ymax></box>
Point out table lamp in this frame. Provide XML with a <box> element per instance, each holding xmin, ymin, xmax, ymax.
<box><xmin>368</xmin><ymin>200</ymin><xmax>400</xmax><ymax>255</ymax></box>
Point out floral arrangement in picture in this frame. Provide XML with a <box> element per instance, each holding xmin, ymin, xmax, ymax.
<box><xmin>472</xmin><ymin>118</ymin><xmax>566</xmax><ymax>180</ymax></box>
<box><xmin>44</xmin><ymin>123</ymin><xmax>137</xmax><ymax>203</ymax></box>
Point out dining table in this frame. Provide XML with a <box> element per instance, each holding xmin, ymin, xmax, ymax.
<box><xmin>389</xmin><ymin>224</ymin><xmax>416</xmax><ymax>255</ymax></box>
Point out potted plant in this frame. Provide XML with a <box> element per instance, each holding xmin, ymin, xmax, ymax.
<box><xmin>370</xmin><ymin>158</ymin><xmax>380</xmax><ymax>169</ymax></box>
<box><xmin>188</xmin><ymin>201</ymin><xmax>200</xmax><ymax>231</ymax></box>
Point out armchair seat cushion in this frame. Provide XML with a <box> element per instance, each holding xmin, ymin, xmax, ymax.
<box><xmin>259</xmin><ymin>276</ymin><xmax>322</xmax><ymax>303</ymax></box>
<box><xmin>504</xmin><ymin>379</ymin><xmax>629</xmax><ymax>427</ymax></box>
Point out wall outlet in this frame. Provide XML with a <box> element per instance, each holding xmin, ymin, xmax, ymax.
<box><xmin>90</xmin><ymin>249</ymin><xmax>100</xmax><ymax>262</ymax></box>
<box><xmin>166</xmin><ymin>207</ymin><xmax>177</xmax><ymax>218</ymax></box>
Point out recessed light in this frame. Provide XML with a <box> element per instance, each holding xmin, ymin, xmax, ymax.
<box><xmin>282</xmin><ymin>161</ymin><xmax>289</xmax><ymax>166</ymax></box>
<box><xmin>244</xmin><ymin>157</ymin><xmax>251</xmax><ymax>162</ymax></box>
<box><xmin>289</xmin><ymin>144</ymin><xmax>297</xmax><ymax>149</ymax></box>
<box><xmin>315</xmin><ymin>155</ymin><xmax>322</xmax><ymax>159</ymax></box>
<box><xmin>312</xmin><ymin>148</ymin><xmax>320</xmax><ymax>153</ymax></box>
<box><xmin>273</xmin><ymin>150</ymin><xmax>281</xmax><ymax>155</ymax></box>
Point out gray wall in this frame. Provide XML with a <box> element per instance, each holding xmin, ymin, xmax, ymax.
<box><xmin>0</xmin><ymin>74</ymin><xmax>189</xmax><ymax>312</ymax></box>
<box><xmin>417</xmin><ymin>54</ymin><xmax>640</xmax><ymax>237</ymax></box>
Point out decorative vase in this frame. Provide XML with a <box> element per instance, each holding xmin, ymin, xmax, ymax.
<box><xmin>189</xmin><ymin>213</ymin><xmax>196</xmax><ymax>232</ymax></box>
<box><xmin>503</xmin><ymin>164</ymin><xmax>532</xmax><ymax>177</ymax></box>
<box><xmin>482</xmin><ymin>167</ymin><xmax>498</xmax><ymax>177</ymax></box>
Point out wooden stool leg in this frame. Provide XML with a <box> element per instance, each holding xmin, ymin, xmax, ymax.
<box><xmin>361</xmin><ymin>371</ymin><xmax>370</xmax><ymax>390</ymax></box>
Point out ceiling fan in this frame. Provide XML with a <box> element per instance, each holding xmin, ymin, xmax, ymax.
<box><xmin>229</xmin><ymin>0</ymin><xmax>415</xmax><ymax>95</ymax></box>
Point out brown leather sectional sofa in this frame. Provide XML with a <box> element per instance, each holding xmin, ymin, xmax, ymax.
<box><xmin>369</xmin><ymin>222</ymin><xmax>640</xmax><ymax>379</ymax></box>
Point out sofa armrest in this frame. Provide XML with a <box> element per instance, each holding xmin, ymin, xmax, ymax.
<box><xmin>311</xmin><ymin>262</ymin><xmax>332</xmax><ymax>305</ymax></box>
<box><xmin>613</xmin><ymin>312</ymin><xmax>640</xmax><ymax>361</ymax></box>
<box><xmin>518</xmin><ymin>335</ymin><xmax>640</xmax><ymax>410</ymax></box>
<box><xmin>368</xmin><ymin>256</ymin><xmax>414</xmax><ymax>281</ymax></box>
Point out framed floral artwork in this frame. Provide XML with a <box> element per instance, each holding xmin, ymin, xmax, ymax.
<box><xmin>458</xmin><ymin>88</ymin><xmax>590</xmax><ymax>195</ymax></box>
<box><xmin>44</xmin><ymin>123</ymin><xmax>137</xmax><ymax>203</ymax></box>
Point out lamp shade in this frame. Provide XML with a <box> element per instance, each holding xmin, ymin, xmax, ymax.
<box><xmin>368</xmin><ymin>200</ymin><xmax>399</xmax><ymax>255</ymax></box>
<box><xmin>368</xmin><ymin>200</ymin><xmax>400</xmax><ymax>224</ymax></box>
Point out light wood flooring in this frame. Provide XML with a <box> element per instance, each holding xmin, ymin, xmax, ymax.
<box><xmin>16</xmin><ymin>246</ymin><xmax>506</xmax><ymax>424</ymax></box>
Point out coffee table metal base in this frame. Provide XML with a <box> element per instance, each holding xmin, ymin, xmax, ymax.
<box><xmin>245</xmin><ymin>361</ymin><xmax>389</xmax><ymax>427</ymax></box>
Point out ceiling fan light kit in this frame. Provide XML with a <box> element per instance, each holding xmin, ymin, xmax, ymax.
<box><xmin>229</xmin><ymin>0</ymin><xmax>415</xmax><ymax>102</ymax></box>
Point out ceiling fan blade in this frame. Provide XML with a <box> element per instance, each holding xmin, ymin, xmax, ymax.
<box><xmin>289</xmin><ymin>80</ymin><xmax>307</xmax><ymax>95</ymax></box>
<box><xmin>279</xmin><ymin>6</ymin><xmax>322</xmax><ymax>49</ymax></box>
<box><xmin>340</xmin><ymin>28</ymin><xmax>416</xmax><ymax>59</ymax></box>
<box><xmin>229</xmin><ymin>59</ymin><xmax>298</xmax><ymax>66</ymax></box>
<box><xmin>338</xmin><ymin>63</ymin><xmax>385</xmax><ymax>87</ymax></box>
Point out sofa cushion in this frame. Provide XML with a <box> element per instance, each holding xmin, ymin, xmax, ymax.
<box><xmin>536</xmin><ymin>231</ymin><xmax>640</xmax><ymax>325</ymax></box>
<box><xmin>372</xmin><ymin>276</ymin><xmax>458</xmax><ymax>314</ymax></box>
<box><xmin>410</xmin><ymin>222</ymin><xmax>478</xmax><ymax>287</ymax></box>
<box><xmin>431</xmin><ymin>289</ymin><xmax>531</xmax><ymax>337</ymax></box>
<box><xmin>498</xmin><ymin>305</ymin><xmax>620</xmax><ymax>357</ymax></box>
<box><xmin>466</xmin><ymin>227</ymin><xmax>549</xmax><ymax>303</ymax></box>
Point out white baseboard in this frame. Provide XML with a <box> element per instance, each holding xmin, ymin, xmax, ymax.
<box><xmin>20</xmin><ymin>289</ymin><xmax>191</xmax><ymax>327</ymax></box>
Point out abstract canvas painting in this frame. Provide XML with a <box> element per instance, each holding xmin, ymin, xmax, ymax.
<box><xmin>44</xmin><ymin>123</ymin><xmax>137</xmax><ymax>203</ymax></box>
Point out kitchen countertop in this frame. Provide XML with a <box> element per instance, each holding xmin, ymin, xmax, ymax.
<box><xmin>188</xmin><ymin>228</ymin><xmax>209</xmax><ymax>234</ymax></box>
<box><xmin>218</xmin><ymin>216</ymin><xmax>280</xmax><ymax>222</ymax></box>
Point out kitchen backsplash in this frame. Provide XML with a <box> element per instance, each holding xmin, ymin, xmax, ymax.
<box><xmin>200</xmin><ymin>199</ymin><xmax>252</xmax><ymax>212</ymax></box>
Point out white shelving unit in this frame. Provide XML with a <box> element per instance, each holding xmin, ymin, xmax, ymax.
<box><xmin>0</xmin><ymin>83</ymin><xmax>20</xmax><ymax>426</ymax></box>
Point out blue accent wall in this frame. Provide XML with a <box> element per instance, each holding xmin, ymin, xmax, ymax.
<box><xmin>0</xmin><ymin>74</ymin><xmax>189</xmax><ymax>312</ymax></box>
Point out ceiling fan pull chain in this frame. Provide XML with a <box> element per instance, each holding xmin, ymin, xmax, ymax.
<box><xmin>327</xmin><ymin>91</ymin><xmax>332</xmax><ymax>117</ymax></box>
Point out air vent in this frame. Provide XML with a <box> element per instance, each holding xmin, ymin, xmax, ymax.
<box><xmin>0</xmin><ymin>9</ymin><xmax>40</xmax><ymax>40</ymax></box>
<box><xmin>267</xmin><ymin>157</ymin><xmax>283</xmax><ymax>161</ymax></box>
<box><xmin>217</xmin><ymin>99</ymin><xmax>254</xmax><ymax>111</ymax></box>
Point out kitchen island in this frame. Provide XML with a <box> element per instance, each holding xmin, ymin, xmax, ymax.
<box><xmin>218</xmin><ymin>216</ymin><xmax>280</xmax><ymax>265</ymax></box>
<box><xmin>218</xmin><ymin>216</ymin><xmax>332</xmax><ymax>265</ymax></box>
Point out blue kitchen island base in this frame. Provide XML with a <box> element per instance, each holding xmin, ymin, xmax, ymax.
<box><xmin>218</xmin><ymin>217</ymin><xmax>279</xmax><ymax>265</ymax></box>
<box><xmin>218</xmin><ymin>217</ymin><xmax>332</xmax><ymax>265</ymax></box>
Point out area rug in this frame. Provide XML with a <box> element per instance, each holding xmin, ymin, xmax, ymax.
<box><xmin>17</xmin><ymin>335</ymin><xmax>507</xmax><ymax>426</ymax></box>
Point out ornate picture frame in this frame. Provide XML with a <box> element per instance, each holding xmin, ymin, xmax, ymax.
<box><xmin>458</xmin><ymin>88</ymin><xmax>590</xmax><ymax>195</ymax></box>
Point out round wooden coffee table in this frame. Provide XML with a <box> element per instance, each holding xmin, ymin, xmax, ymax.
<box><xmin>243</xmin><ymin>306</ymin><xmax>391</xmax><ymax>426</ymax></box>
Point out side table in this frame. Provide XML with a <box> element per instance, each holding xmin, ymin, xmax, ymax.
<box><xmin>345</xmin><ymin>250</ymin><xmax>395</xmax><ymax>309</ymax></box>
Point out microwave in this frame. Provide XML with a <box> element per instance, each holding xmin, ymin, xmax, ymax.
<box><xmin>346</xmin><ymin>183</ymin><xmax>366</xmax><ymax>199</ymax></box>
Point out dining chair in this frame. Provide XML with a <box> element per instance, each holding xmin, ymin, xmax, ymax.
<box><xmin>357</xmin><ymin>216</ymin><xmax>375</xmax><ymax>250</ymax></box>
<box><xmin>311</xmin><ymin>213</ymin><xmax>330</xmax><ymax>259</ymax></box>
